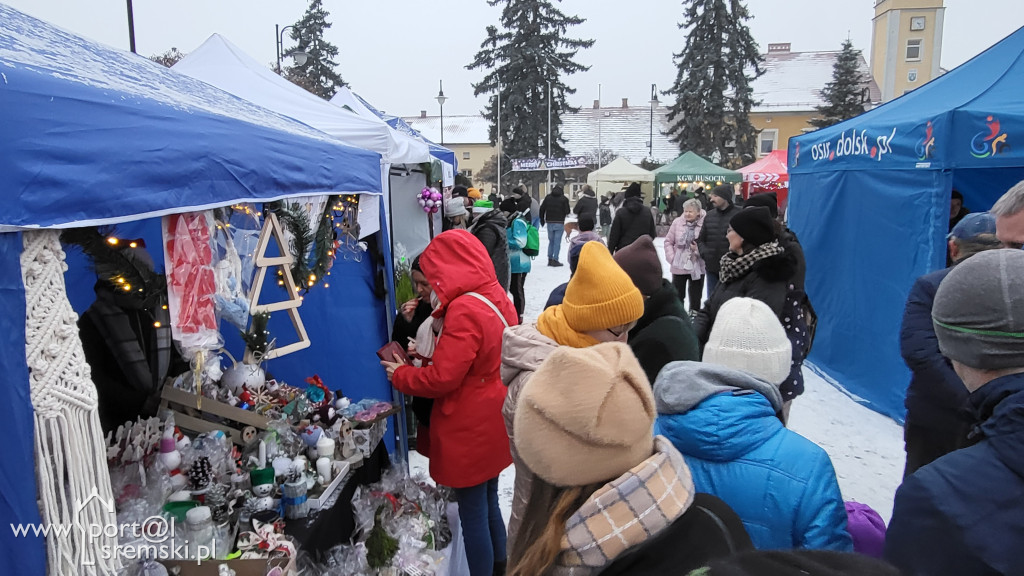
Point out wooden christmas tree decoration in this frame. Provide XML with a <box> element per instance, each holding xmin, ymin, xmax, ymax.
<box><xmin>248</xmin><ymin>211</ymin><xmax>310</xmax><ymax>359</ymax></box>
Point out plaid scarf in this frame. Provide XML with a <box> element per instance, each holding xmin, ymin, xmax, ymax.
<box><xmin>718</xmin><ymin>240</ymin><xmax>784</xmax><ymax>284</ymax></box>
<box><xmin>553</xmin><ymin>437</ymin><xmax>695</xmax><ymax>576</ymax></box>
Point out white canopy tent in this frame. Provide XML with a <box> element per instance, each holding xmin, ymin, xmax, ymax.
<box><xmin>173</xmin><ymin>35</ymin><xmax>436</xmax><ymax>255</ymax></box>
<box><xmin>586</xmin><ymin>157</ymin><xmax>655</xmax><ymax>200</ymax></box>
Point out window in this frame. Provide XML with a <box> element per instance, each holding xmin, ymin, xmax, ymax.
<box><xmin>462</xmin><ymin>151</ymin><xmax>471</xmax><ymax>160</ymax></box>
<box><xmin>758</xmin><ymin>129</ymin><xmax>778</xmax><ymax>156</ymax></box>
<box><xmin>460</xmin><ymin>169</ymin><xmax>473</xmax><ymax>178</ymax></box>
<box><xmin>906</xmin><ymin>39</ymin><xmax>922</xmax><ymax>61</ymax></box>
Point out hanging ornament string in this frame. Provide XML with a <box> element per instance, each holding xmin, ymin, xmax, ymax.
<box><xmin>418</xmin><ymin>187</ymin><xmax>442</xmax><ymax>214</ymax></box>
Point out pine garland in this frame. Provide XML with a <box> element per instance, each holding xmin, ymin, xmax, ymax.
<box><xmin>59</xmin><ymin>226</ymin><xmax>166</xmax><ymax>308</ymax></box>
<box><xmin>366</xmin><ymin>504</ymin><xmax>399</xmax><ymax>569</ymax></box>
<box><xmin>241</xmin><ymin>311</ymin><xmax>272</xmax><ymax>356</ymax></box>
<box><xmin>307</xmin><ymin>196</ymin><xmax>339</xmax><ymax>289</ymax></box>
<box><xmin>269</xmin><ymin>200</ymin><xmax>338</xmax><ymax>293</ymax></box>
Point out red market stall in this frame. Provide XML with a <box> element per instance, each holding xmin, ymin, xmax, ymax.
<box><xmin>739</xmin><ymin>150</ymin><xmax>789</xmax><ymax>208</ymax></box>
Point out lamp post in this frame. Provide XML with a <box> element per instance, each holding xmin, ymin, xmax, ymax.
<box><xmin>275</xmin><ymin>24</ymin><xmax>310</xmax><ymax>74</ymax></box>
<box><xmin>436</xmin><ymin>80</ymin><xmax>448</xmax><ymax>146</ymax></box>
<box><xmin>547</xmin><ymin>80</ymin><xmax>552</xmax><ymax>198</ymax></box>
<box><xmin>649</xmin><ymin>83</ymin><xmax>660</xmax><ymax>159</ymax></box>
<box><xmin>126</xmin><ymin>0</ymin><xmax>136</xmax><ymax>53</ymax></box>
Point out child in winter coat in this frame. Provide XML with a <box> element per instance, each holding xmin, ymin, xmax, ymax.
<box><xmin>654</xmin><ymin>298</ymin><xmax>852</xmax><ymax>552</ymax></box>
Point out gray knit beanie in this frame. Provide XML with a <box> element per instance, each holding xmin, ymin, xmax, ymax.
<box><xmin>933</xmin><ymin>249</ymin><xmax>1024</xmax><ymax>369</ymax></box>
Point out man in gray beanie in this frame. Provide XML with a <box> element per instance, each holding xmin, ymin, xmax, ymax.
<box><xmin>886</xmin><ymin>249</ymin><xmax>1024</xmax><ymax>575</ymax></box>
<box><xmin>697</xmin><ymin>184</ymin><xmax>740</xmax><ymax>298</ymax></box>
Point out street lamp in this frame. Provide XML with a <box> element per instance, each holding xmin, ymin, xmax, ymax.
<box><xmin>649</xmin><ymin>83</ymin><xmax>660</xmax><ymax>158</ymax></box>
<box><xmin>276</xmin><ymin>24</ymin><xmax>310</xmax><ymax>74</ymax></box>
<box><xmin>435</xmin><ymin>80</ymin><xmax>448</xmax><ymax>146</ymax></box>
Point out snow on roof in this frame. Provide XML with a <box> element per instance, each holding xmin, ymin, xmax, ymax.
<box><xmin>400</xmin><ymin>114</ymin><xmax>492</xmax><ymax>145</ymax></box>
<box><xmin>561</xmin><ymin>105</ymin><xmax>679</xmax><ymax>164</ymax></box>
<box><xmin>752</xmin><ymin>49</ymin><xmax>882</xmax><ymax>113</ymax></box>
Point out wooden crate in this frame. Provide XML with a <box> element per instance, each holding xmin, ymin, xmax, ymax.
<box><xmin>160</xmin><ymin>386</ymin><xmax>270</xmax><ymax>446</ymax></box>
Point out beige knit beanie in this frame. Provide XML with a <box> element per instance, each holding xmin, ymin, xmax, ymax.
<box><xmin>702</xmin><ymin>297</ymin><xmax>792</xmax><ymax>385</ymax></box>
<box><xmin>513</xmin><ymin>342</ymin><xmax>655</xmax><ymax>487</ymax></box>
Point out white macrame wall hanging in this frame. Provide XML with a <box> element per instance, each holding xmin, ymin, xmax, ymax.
<box><xmin>22</xmin><ymin>230</ymin><xmax>118</xmax><ymax>575</ymax></box>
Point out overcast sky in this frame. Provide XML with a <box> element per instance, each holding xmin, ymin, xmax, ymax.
<box><xmin>5</xmin><ymin>0</ymin><xmax>1022</xmax><ymax>116</ymax></box>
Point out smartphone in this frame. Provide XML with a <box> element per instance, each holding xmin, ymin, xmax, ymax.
<box><xmin>376</xmin><ymin>341</ymin><xmax>411</xmax><ymax>364</ymax></box>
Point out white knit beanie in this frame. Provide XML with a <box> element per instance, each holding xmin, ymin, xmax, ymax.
<box><xmin>702</xmin><ymin>297</ymin><xmax>792</xmax><ymax>385</ymax></box>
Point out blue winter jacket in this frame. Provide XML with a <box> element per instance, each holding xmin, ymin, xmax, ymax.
<box><xmin>654</xmin><ymin>365</ymin><xmax>852</xmax><ymax>551</ymax></box>
<box><xmin>899</xmin><ymin>267</ymin><xmax>971</xmax><ymax>429</ymax></box>
<box><xmin>885</xmin><ymin>373</ymin><xmax>1024</xmax><ymax>575</ymax></box>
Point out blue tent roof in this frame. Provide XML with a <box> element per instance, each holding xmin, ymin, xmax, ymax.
<box><xmin>786</xmin><ymin>25</ymin><xmax>1024</xmax><ymax>422</ymax></box>
<box><xmin>0</xmin><ymin>4</ymin><xmax>382</xmax><ymax>231</ymax></box>
<box><xmin>352</xmin><ymin>92</ymin><xmax>459</xmax><ymax>170</ymax></box>
<box><xmin>790</xmin><ymin>25</ymin><xmax>1024</xmax><ymax>173</ymax></box>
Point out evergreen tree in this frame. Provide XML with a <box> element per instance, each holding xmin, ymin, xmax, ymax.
<box><xmin>150</xmin><ymin>47</ymin><xmax>185</xmax><ymax>68</ymax></box>
<box><xmin>468</xmin><ymin>0</ymin><xmax>594</xmax><ymax>194</ymax></box>
<box><xmin>284</xmin><ymin>0</ymin><xmax>346</xmax><ymax>99</ymax></box>
<box><xmin>810</xmin><ymin>40</ymin><xmax>869</xmax><ymax>129</ymax></box>
<box><xmin>665</xmin><ymin>0</ymin><xmax>763</xmax><ymax>168</ymax></box>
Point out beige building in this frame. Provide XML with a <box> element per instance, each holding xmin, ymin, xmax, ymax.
<box><xmin>748</xmin><ymin>43</ymin><xmax>882</xmax><ymax>161</ymax></box>
<box><xmin>401</xmin><ymin>113</ymin><xmax>497</xmax><ymax>187</ymax></box>
<box><xmin>871</xmin><ymin>0</ymin><xmax>945</xmax><ymax>102</ymax></box>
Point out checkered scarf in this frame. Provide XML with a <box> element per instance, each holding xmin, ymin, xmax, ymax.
<box><xmin>718</xmin><ymin>240</ymin><xmax>784</xmax><ymax>284</ymax></box>
<box><xmin>553</xmin><ymin>436</ymin><xmax>695</xmax><ymax>576</ymax></box>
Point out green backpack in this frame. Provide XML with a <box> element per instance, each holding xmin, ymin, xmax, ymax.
<box><xmin>523</xmin><ymin>223</ymin><xmax>540</xmax><ymax>257</ymax></box>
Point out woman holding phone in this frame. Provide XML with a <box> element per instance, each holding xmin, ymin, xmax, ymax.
<box><xmin>381</xmin><ymin>230</ymin><xmax>518</xmax><ymax>576</ymax></box>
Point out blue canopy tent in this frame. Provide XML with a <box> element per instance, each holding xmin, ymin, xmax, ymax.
<box><xmin>787</xmin><ymin>25</ymin><xmax>1024</xmax><ymax>422</ymax></box>
<box><xmin>0</xmin><ymin>5</ymin><xmax>391</xmax><ymax>574</ymax></box>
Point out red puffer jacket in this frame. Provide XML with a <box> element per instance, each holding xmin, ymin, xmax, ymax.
<box><xmin>392</xmin><ymin>230</ymin><xmax>518</xmax><ymax>487</ymax></box>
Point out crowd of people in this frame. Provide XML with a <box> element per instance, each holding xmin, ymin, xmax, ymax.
<box><xmin>378</xmin><ymin>178</ymin><xmax>1024</xmax><ymax>575</ymax></box>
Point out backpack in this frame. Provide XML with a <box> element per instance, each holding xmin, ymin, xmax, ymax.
<box><xmin>523</xmin><ymin>222</ymin><xmax>540</xmax><ymax>257</ymax></box>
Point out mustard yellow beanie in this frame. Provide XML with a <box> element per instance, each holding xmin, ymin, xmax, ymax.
<box><xmin>561</xmin><ymin>242</ymin><xmax>644</xmax><ymax>332</ymax></box>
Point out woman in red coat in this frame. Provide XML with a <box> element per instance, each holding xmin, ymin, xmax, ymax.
<box><xmin>381</xmin><ymin>229</ymin><xmax>517</xmax><ymax>576</ymax></box>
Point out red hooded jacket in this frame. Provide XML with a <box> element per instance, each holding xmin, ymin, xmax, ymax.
<box><xmin>392</xmin><ymin>230</ymin><xmax>518</xmax><ymax>487</ymax></box>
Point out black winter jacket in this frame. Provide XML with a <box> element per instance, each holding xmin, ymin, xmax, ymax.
<box><xmin>390</xmin><ymin>299</ymin><xmax>435</xmax><ymax>425</ymax></box>
<box><xmin>779</xmin><ymin>227</ymin><xmax>806</xmax><ymax>292</ymax></box>
<box><xmin>899</xmin><ymin>267</ymin><xmax>971</xmax><ymax>430</ymax></box>
<box><xmin>539</xmin><ymin>190</ymin><xmax>571</xmax><ymax>224</ymax></box>
<box><xmin>469</xmin><ymin>210</ymin><xmax>510</xmax><ymax>291</ymax></box>
<box><xmin>886</xmin><ymin>374</ymin><xmax>1024</xmax><ymax>575</ymax></box>
<box><xmin>599</xmin><ymin>493</ymin><xmax>753</xmax><ymax>576</ymax></box>
<box><xmin>627</xmin><ymin>280</ymin><xmax>701</xmax><ymax>383</ymax></box>
<box><xmin>698</xmin><ymin>201</ymin><xmax>740</xmax><ymax>275</ymax></box>
<box><xmin>608</xmin><ymin>197</ymin><xmax>657</xmax><ymax>253</ymax></box>
<box><xmin>694</xmin><ymin>250</ymin><xmax>797</xmax><ymax>345</ymax></box>
<box><xmin>573</xmin><ymin>193</ymin><xmax>598</xmax><ymax>221</ymax></box>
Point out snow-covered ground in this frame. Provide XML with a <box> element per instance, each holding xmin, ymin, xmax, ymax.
<box><xmin>410</xmin><ymin>231</ymin><xmax>905</xmax><ymax>525</ymax></box>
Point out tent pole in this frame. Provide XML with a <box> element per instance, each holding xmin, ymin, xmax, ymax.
<box><xmin>379</xmin><ymin>194</ymin><xmax>409</xmax><ymax>468</ymax></box>
<box><xmin>126</xmin><ymin>0</ymin><xmax>136</xmax><ymax>53</ymax></box>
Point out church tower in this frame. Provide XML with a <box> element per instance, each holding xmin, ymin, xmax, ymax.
<box><xmin>870</xmin><ymin>0</ymin><xmax>945</xmax><ymax>102</ymax></box>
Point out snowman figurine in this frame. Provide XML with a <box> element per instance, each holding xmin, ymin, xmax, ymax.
<box><xmin>249</xmin><ymin>467</ymin><xmax>277</xmax><ymax>513</ymax></box>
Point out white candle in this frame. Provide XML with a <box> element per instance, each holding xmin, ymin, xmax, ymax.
<box><xmin>316</xmin><ymin>457</ymin><xmax>333</xmax><ymax>484</ymax></box>
<box><xmin>258</xmin><ymin>440</ymin><xmax>267</xmax><ymax>469</ymax></box>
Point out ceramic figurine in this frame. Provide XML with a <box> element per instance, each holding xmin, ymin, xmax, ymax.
<box><xmin>157</xmin><ymin>423</ymin><xmax>188</xmax><ymax>490</ymax></box>
<box><xmin>299</xmin><ymin>424</ymin><xmax>324</xmax><ymax>449</ymax></box>
<box><xmin>249</xmin><ymin>467</ymin><xmax>276</xmax><ymax>513</ymax></box>
<box><xmin>220</xmin><ymin>350</ymin><xmax>265</xmax><ymax>396</ymax></box>
<box><xmin>339</xmin><ymin>419</ymin><xmax>358</xmax><ymax>460</ymax></box>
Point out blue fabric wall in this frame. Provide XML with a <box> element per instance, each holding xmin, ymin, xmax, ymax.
<box><xmin>0</xmin><ymin>233</ymin><xmax>46</xmax><ymax>576</ymax></box>
<box><xmin>789</xmin><ymin>169</ymin><xmax>951</xmax><ymax>422</ymax></box>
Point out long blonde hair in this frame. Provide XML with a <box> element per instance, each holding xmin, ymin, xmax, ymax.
<box><xmin>508</xmin><ymin>480</ymin><xmax>604</xmax><ymax>576</ymax></box>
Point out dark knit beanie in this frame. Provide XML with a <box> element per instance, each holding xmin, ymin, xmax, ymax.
<box><xmin>711</xmin><ymin>184</ymin><xmax>734</xmax><ymax>202</ymax></box>
<box><xmin>743</xmin><ymin>192</ymin><xmax>779</xmax><ymax>219</ymax></box>
<box><xmin>499</xmin><ymin>197</ymin><xmax>519</xmax><ymax>214</ymax></box>
<box><xmin>624</xmin><ymin>182</ymin><xmax>642</xmax><ymax>199</ymax></box>
<box><xmin>688</xmin><ymin>549</ymin><xmax>902</xmax><ymax>576</ymax></box>
<box><xmin>933</xmin><ymin>249</ymin><xmax>1024</xmax><ymax>369</ymax></box>
<box><xmin>729</xmin><ymin>206</ymin><xmax>777</xmax><ymax>247</ymax></box>
<box><xmin>568</xmin><ymin>241</ymin><xmax>588</xmax><ymax>274</ymax></box>
<box><xmin>613</xmin><ymin>235</ymin><xmax>664</xmax><ymax>296</ymax></box>
<box><xmin>578</xmin><ymin>213</ymin><xmax>596</xmax><ymax>232</ymax></box>
<box><xmin>452</xmin><ymin>185</ymin><xmax>469</xmax><ymax>198</ymax></box>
